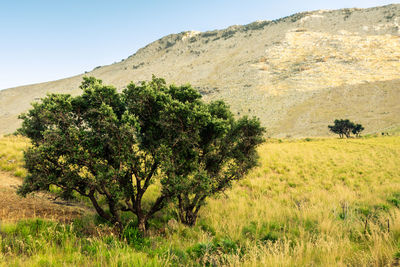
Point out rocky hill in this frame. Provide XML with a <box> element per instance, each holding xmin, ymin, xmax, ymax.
<box><xmin>1</xmin><ymin>4</ymin><xmax>400</xmax><ymax>137</ymax></box>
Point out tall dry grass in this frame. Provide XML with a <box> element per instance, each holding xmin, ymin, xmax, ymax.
<box><xmin>0</xmin><ymin>136</ymin><xmax>399</xmax><ymax>266</ymax></box>
<box><xmin>0</xmin><ymin>135</ymin><xmax>29</xmax><ymax>177</ymax></box>
<box><xmin>163</xmin><ymin>137</ymin><xmax>400</xmax><ymax>266</ymax></box>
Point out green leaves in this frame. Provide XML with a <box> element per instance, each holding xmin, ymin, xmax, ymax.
<box><xmin>160</xmin><ymin>99</ymin><xmax>265</xmax><ymax>225</ymax></box>
<box><xmin>18</xmin><ymin>76</ymin><xmax>265</xmax><ymax>232</ymax></box>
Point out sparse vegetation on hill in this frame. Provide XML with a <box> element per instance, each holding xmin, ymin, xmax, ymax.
<box><xmin>1</xmin><ymin>4</ymin><xmax>400</xmax><ymax>137</ymax></box>
<box><xmin>1</xmin><ymin>135</ymin><xmax>400</xmax><ymax>266</ymax></box>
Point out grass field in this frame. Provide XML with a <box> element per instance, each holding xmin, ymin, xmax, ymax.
<box><xmin>0</xmin><ymin>135</ymin><xmax>28</xmax><ymax>178</ymax></box>
<box><xmin>0</xmin><ymin>135</ymin><xmax>399</xmax><ymax>266</ymax></box>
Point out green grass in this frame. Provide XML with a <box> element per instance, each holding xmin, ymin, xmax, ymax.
<box><xmin>0</xmin><ymin>219</ymin><xmax>163</xmax><ymax>266</ymax></box>
<box><xmin>1</xmin><ymin>136</ymin><xmax>400</xmax><ymax>266</ymax></box>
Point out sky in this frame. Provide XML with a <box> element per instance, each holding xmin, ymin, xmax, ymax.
<box><xmin>0</xmin><ymin>0</ymin><xmax>398</xmax><ymax>90</ymax></box>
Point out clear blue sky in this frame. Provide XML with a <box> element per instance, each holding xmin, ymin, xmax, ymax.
<box><xmin>0</xmin><ymin>0</ymin><xmax>397</xmax><ymax>90</ymax></box>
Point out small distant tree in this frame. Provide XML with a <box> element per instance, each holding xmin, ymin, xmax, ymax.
<box><xmin>352</xmin><ymin>124</ymin><xmax>364</xmax><ymax>137</ymax></box>
<box><xmin>17</xmin><ymin>76</ymin><xmax>265</xmax><ymax>233</ymax></box>
<box><xmin>328</xmin><ymin>119</ymin><xmax>363</xmax><ymax>138</ymax></box>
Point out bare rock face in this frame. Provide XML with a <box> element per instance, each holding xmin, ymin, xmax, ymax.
<box><xmin>1</xmin><ymin>4</ymin><xmax>400</xmax><ymax>137</ymax></box>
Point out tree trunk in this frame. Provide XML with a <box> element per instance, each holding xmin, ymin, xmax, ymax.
<box><xmin>180</xmin><ymin>209</ymin><xmax>197</xmax><ymax>226</ymax></box>
<box><xmin>185</xmin><ymin>210</ymin><xmax>198</xmax><ymax>226</ymax></box>
<box><xmin>177</xmin><ymin>194</ymin><xmax>205</xmax><ymax>226</ymax></box>
<box><xmin>137</xmin><ymin>216</ymin><xmax>147</xmax><ymax>233</ymax></box>
<box><xmin>133</xmin><ymin>193</ymin><xmax>149</xmax><ymax>234</ymax></box>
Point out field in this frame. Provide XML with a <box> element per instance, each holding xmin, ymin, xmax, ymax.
<box><xmin>0</xmin><ymin>135</ymin><xmax>400</xmax><ymax>266</ymax></box>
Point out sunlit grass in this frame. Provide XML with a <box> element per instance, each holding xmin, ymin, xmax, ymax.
<box><xmin>0</xmin><ymin>135</ymin><xmax>29</xmax><ymax>177</ymax></box>
<box><xmin>0</xmin><ymin>135</ymin><xmax>399</xmax><ymax>266</ymax></box>
<box><xmin>198</xmin><ymin>136</ymin><xmax>400</xmax><ymax>266</ymax></box>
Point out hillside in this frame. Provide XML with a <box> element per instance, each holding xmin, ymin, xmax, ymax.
<box><xmin>1</xmin><ymin>4</ymin><xmax>400</xmax><ymax>137</ymax></box>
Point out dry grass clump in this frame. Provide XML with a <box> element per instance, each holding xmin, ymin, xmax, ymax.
<box><xmin>0</xmin><ymin>190</ymin><xmax>84</xmax><ymax>223</ymax></box>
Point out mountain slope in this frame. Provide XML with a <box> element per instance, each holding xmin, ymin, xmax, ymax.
<box><xmin>1</xmin><ymin>4</ymin><xmax>400</xmax><ymax>137</ymax></box>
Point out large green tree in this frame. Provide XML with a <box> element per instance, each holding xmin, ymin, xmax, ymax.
<box><xmin>18</xmin><ymin>76</ymin><xmax>264</xmax><ymax>232</ymax></box>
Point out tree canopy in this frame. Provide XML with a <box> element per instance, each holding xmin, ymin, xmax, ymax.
<box><xmin>328</xmin><ymin>119</ymin><xmax>364</xmax><ymax>138</ymax></box>
<box><xmin>18</xmin><ymin>76</ymin><xmax>265</xmax><ymax>232</ymax></box>
<box><xmin>352</xmin><ymin>123</ymin><xmax>365</xmax><ymax>137</ymax></box>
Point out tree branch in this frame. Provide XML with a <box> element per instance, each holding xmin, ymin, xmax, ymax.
<box><xmin>88</xmin><ymin>190</ymin><xmax>112</xmax><ymax>222</ymax></box>
<box><xmin>146</xmin><ymin>194</ymin><xmax>167</xmax><ymax>219</ymax></box>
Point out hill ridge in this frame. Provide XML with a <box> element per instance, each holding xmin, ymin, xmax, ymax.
<box><xmin>1</xmin><ymin>4</ymin><xmax>400</xmax><ymax>137</ymax></box>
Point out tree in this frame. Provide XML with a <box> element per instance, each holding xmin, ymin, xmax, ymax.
<box><xmin>18</xmin><ymin>76</ymin><xmax>265</xmax><ymax>232</ymax></box>
<box><xmin>328</xmin><ymin>119</ymin><xmax>357</xmax><ymax>138</ymax></box>
<box><xmin>352</xmin><ymin>124</ymin><xmax>364</xmax><ymax>137</ymax></box>
<box><xmin>160</xmin><ymin>100</ymin><xmax>265</xmax><ymax>225</ymax></box>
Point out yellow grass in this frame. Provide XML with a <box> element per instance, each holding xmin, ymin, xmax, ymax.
<box><xmin>0</xmin><ymin>135</ymin><xmax>29</xmax><ymax>177</ymax></box>
<box><xmin>1</xmin><ymin>135</ymin><xmax>400</xmax><ymax>266</ymax></box>
<box><xmin>164</xmin><ymin>136</ymin><xmax>400</xmax><ymax>266</ymax></box>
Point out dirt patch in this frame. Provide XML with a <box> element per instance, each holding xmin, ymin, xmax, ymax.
<box><xmin>0</xmin><ymin>171</ymin><xmax>88</xmax><ymax>223</ymax></box>
<box><xmin>0</xmin><ymin>171</ymin><xmax>21</xmax><ymax>189</ymax></box>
